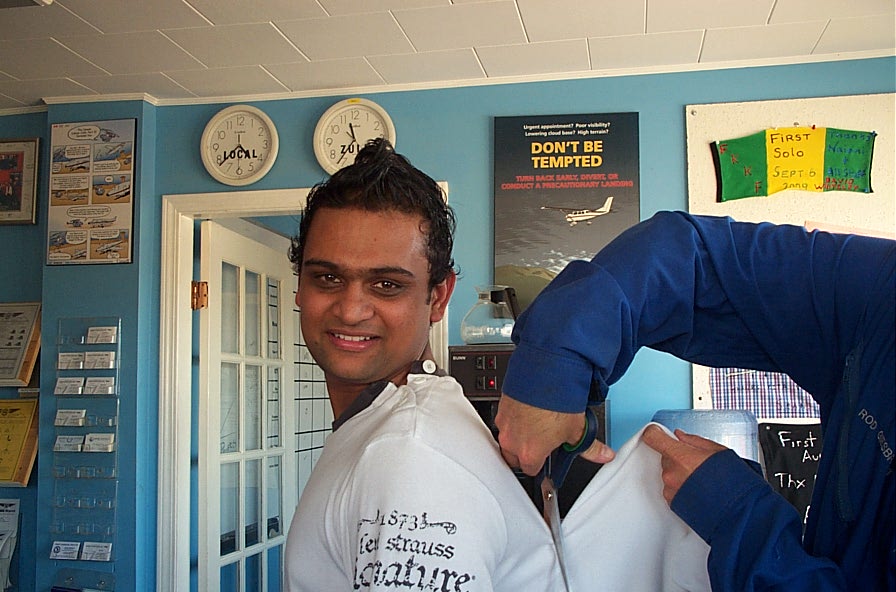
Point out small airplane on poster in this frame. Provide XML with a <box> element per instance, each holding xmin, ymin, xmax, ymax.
<box><xmin>96</xmin><ymin>240</ymin><xmax>123</xmax><ymax>254</ymax></box>
<box><xmin>541</xmin><ymin>196</ymin><xmax>613</xmax><ymax>226</ymax></box>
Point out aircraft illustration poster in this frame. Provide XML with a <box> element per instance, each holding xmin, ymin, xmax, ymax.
<box><xmin>494</xmin><ymin>113</ymin><xmax>640</xmax><ymax>311</ymax></box>
<box><xmin>46</xmin><ymin>118</ymin><xmax>136</xmax><ymax>265</ymax></box>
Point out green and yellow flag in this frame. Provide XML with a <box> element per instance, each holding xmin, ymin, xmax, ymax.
<box><xmin>712</xmin><ymin>127</ymin><xmax>875</xmax><ymax>202</ymax></box>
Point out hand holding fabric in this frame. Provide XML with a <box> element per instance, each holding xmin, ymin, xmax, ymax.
<box><xmin>495</xmin><ymin>393</ymin><xmax>615</xmax><ymax>475</ymax></box>
<box><xmin>641</xmin><ymin>424</ymin><xmax>727</xmax><ymax>503</ymax></box>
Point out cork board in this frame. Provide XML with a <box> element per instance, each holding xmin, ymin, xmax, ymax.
<box><xmin>686</xmin><ymin>93</ymin><xmax>894</xmax><ymax>236</ymax></box>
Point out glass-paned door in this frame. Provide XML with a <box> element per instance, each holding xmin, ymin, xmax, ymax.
<box><xmin>199</xmin><ymin>220</ymin><xmax>297</xmax><ymax>592</ymax></box>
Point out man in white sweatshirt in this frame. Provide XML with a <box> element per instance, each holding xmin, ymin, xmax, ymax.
<box><xmin>283</xmin><ymin>138</ymin><xmax>710</xmax><ymax>592</ymax></box>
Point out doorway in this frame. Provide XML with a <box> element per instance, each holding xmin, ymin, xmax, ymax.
<box><xmin>157</xmin><ymin>186</ymin><xmax>449</xmax><ymax>591</ymax></box>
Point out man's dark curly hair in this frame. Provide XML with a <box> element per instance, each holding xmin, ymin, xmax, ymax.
<box><xmin>288</xmin><ymin>138</ymin><xmax>457</xmax><ymax>291</ymax></box>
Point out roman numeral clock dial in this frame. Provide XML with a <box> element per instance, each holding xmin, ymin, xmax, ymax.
<box><xmin>201</xmin><ymin>104</ymin><xmax>279</xmax><ymax>186</ymax></box>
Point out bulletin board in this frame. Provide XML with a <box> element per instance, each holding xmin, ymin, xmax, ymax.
<box><xmin>685</xmin><ymin>93</ymin><xmax>895</xmax><ymax>418</ymax></box>
<box><xmin>686</xmin><ymin>93</ymin><xmax>894</xmax><ymax>233</ymax></box>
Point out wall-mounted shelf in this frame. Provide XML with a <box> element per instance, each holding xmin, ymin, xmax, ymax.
<box><xmin>50</xmin><ymin>317</ymin><xmax>120</xmax><ymax>572</ymax></box>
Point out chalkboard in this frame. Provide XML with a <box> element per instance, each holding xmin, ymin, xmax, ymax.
<box><xmin>758</xmin><ymin>422</ymin><xmax>822</xmax><ymax>529</ymax></box>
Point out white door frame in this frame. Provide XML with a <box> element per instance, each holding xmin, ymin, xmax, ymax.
<box><xmin>158</xmin><ymin>188</ymin><xmax>309</xmax><ymax>591</ymax></box>
<box><xmin>157</xmin><ymin>185</ymin><xmax>449</xmax><ymax>591</ymax></box>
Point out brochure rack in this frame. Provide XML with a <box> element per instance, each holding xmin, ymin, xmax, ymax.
<box><xmin>50</xmin><ymin>317</ymin><xmax>120</xmax><ymax>568</ymax></box>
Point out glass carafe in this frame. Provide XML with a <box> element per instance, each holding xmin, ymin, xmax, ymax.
<box><xmin>460</xmin><ymin>285</ymin><xmax>516</xmax><ymax>344</ymax></box>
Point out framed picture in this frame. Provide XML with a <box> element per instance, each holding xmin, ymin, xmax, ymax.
<box><xmin>0</xmin><ymin>138</ymin><xmax>39</xmax><ymax>225</ymax></box>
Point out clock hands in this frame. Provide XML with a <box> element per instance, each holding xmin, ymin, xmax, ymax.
<box><xmin>218</xmin><ymin>133</ymin><xmax>259</xmax><ymax>174</ymax></box>
<box><xmin>337</xmin><ymin>123</ymin><xmax>363</xmax><ymax>165</ymax></box>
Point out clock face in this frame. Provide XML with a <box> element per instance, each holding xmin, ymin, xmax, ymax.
<box><xmin>201</xmin><ymin>105</ymin><xmax>279</xmax><ymax>186</ymax></box>
<box><xmin>314</xmin><ymin>98</ymin><xmax>396</xmax><ymax>174</ymax></box>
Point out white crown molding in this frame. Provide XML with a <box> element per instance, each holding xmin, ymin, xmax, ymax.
<box><xmin>0</xmin><ymin>49</ymin><xmax>891</xmax><ymax>116</ymax></box>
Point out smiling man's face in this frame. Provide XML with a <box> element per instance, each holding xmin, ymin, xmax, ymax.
<box><xmin>296</xmin><ymin>207</ymin><xmax>453</xmax><ymax>406</ymax></box>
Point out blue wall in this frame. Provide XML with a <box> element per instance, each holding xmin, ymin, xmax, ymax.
<box><xmin>0</xmin><ymin>109</ymin><xmax>46</xmax><ymax>592</ymax></box>
<box><xmin>0</xmin><ymin>56</ymin><xmax>893</xmax><ymax>591</ymax></box>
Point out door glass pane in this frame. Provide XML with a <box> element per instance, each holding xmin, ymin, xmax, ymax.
<box><xmin>267</xmin><ymin>547</ymin><xmax>281</xmax><ymax>592</ymax></box>
<box><xmin>267</xmin><ymin>366</ymin><xmax>280</xmax><ymax>448</ymax></box>
<box><xmin>245</xmin><ymin>459</ymin><xmax>261</xmax><ymax>548</ymax></box>
<box><xmin>246</xmin><ymin>552</ymin><xmax>261</xmax><ymax>591</ymax></box>
<box><xmin>267</xmin><ymin>279</ymin><xmax>280</xmax><ymax>359</ymax></box>
<box><xmin>245</xmin><ymin>270</ymin><xmax>260</xmax><ymax>357</ymax></box>
<box><xmin>245</xmin><ymin>364</ymin><xmax>261</xmax><ymax>451</ymax></box>
<box><xmin>220</xmin><ymin>560</ymin><xmax>239</xmax><ymax>592</ymax></box>
<box><xmin>266</xmin><ymin>457</ymin><xmax>282</xmax><ymax>539</ymax></box>
<box><xmin>220</xmin><ymin>462</ymin><xmax>240</xmax><ymax>556</ymax></box>
<box><xmin>222</xmin><ymin>262</ymin><xmax>239</xmax><ymax>354</ymax></box>
<box><xmin>220</xmin><ymin>362</ymin><xmax>240</xmax><ymax>454</ymax></box>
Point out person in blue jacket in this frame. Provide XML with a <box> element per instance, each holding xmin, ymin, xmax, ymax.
<box><xmin>494</xmin><ymin>211</ymin><xmax>894</xmax><ymax>591</ymax></box>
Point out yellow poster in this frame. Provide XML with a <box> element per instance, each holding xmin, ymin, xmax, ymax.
<box><xmin>765</xmin><ymin>126</ymin><xmax>826</xmax><ymax>195</ymax></box>
<box><xmin>0</xmin><ymin>399</ymin><xmax>38</xmax><ymax>484</ymax></box>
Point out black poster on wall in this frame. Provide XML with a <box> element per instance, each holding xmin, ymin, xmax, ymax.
<box><xmin>493</xmin><ymin>113</ymin><xmax>640</xmax><ymax>311</ymax></box>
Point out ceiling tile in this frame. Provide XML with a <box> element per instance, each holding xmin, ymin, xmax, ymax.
<box><xmin>589</xmin><ymin>31</ymin><xmax>703</xmax><ymax>69</ymax></box>
<box><xmin>0</xmin><ymin>0</ymin><xmax>889</xmax><ymax>109</ymax></box>
<box><xmin>59</xmin><ymin>0</ymin><xmax>211</xmax><ymax>33</ymax></box>
<box><xmin>518</xmin><ymin>0</ymin><xmax>644</xmax><ymax>42</ymax></box>
<box><xmin>770</xmin><ymin>0</ymin><xmax>894</xmax><ymax>24</ymax></box>
<box><xmin>184</xmin><ymin>0</ymin><xmax>325</xmax><ymax>25</ymax></box>
<box><xmin>0</xmin><ymin>77</ymin><xmax>97</xmax><ymax>105</ymax></box>
<box><xmin>477</xmin><ymin>39</ymin><xmax>589</xmax><ymax>78</ymax></box>
<box><xmin>165</xmin><ymin>65</ymin><xmax>289</xmax><ymax>97</ymax></box>
<box><xmin>648</xmin><ymin>0</ymin><xmax>775</xmax><ymax>33</ymax></box>
<box><xmin>319</xmin><ymin>0</ymin><xmax>447</xmax><ymax>15</ymax></box>
<box><xmin>277</xmin><ymin>13</ymin><xmax>413</xmax><ymax>60</ymax></box>
<box><xmin>816</xmin><ymin>15</ymin><xmax>896</xmax><ymax>54</ymax></box>
<box><xmin>702</xmin><ymin>21</ymin><xmax>827</xmax><ymax>62</ymax></box>
<box><xmin>265</xmin><ymin>59</ymin><xmax>385</xmax><ymax>91</ymax></box>
<box><xmin>72</xmin><ymin>73</ymin><xmax>195</xmax><ymax>100</ymax></box>
<box><xmin>394</xmin><ymin>1</ymin><xmax>526</xmax><ymax>52</ymax></box>
<box><xmin>368</xmin><ymin>49</ymin><xmax>485</xmax><ymax>84</ymax></box>
<box><xmin>164</xmin><ymin>23</ymin><xmax>304</xmax><ymax>68</ymax></box>
<box><xmin>58</xmin><ymin>31</ymin><xmax>204</xmax><ymax>75</ymax></box>
<box><xmin>0</xmin><ymin>3</ymin><xmax>98</xmax><ymax>40</ymax></box>
<box><xmin>0</xmin><ymin>38</ymin><xmax>107</xmax><ymax>79</ymax></box>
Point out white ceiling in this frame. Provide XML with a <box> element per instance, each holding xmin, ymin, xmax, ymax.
<box><xmin>0</xmin><ymin>0</ymin><xmax>893</xmax><ymax>112</ymax></box>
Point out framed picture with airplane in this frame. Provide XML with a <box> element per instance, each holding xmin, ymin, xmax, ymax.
<box><xmin>46</xmin><ymin>119</ymin><xmax>136</xmax><ymax>265</ymax></box>
<box><xmin>493</xmin><ymin>113</ymin><xmax>640</xmax><ymax>311</ymax></box>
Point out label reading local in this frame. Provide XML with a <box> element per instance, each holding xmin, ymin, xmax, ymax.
<box><xmin>50</xmin><ymin>541</ymin><xmax>82</xmax><ymax>560</ymax></box>
<box><xmin>55</xmin><ymin>377</ymin><xmax>85</xmax><ymax>395</ymax></box>
<box><xmin>83</xmin><ymin>377</ymin><xmax>115</xmax><ymax>395</ymax></box>
<box><xmin>80</xmin><ymin>541</ymin><xmax>113</xmax><ymax>561</ymax></box>
<box><xmin>84</xmin><ymin>433</ymin><xmax>115</xmax><ymax>452</ymax></box>
<box><xmin>54</xmin><ymin>435</ymin><xmax>84</xmax><ymax>452</ymax></box>
<box><xmin>84</xmin><ymin>351</ymin><xmax>115</xmax><ymax>369</ymax></box>
<box><xmin>86</xmin><ymin>326</ymin><xmax>118</xmax><ymax>344</ymax></box>
<box><xmin>57</xmin><ymin>352</ymin><xmax>85</xmax><ymax>370</ymax></box>
<box><xmin>54</xmin><ymin>409</ymin><xmax>86</xmax><ymax>427</ymax></box>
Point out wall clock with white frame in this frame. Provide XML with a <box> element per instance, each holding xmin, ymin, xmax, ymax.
<box><xmin>200</xmin><ymin>104</ymin><xmax>279</xmax><ymax>186</ymax></box>
<box><xmin>313</xmin><ymin>98</ymin><xmax>396</xmax><ymax>174</ymax></box>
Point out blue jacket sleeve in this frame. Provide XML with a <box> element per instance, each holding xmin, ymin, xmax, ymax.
<box><xmin>674</xmin><ymin>450</ymin><xmax>846</xmax><ymax>591</ymax></box>
<box><xmin>503</xmin><ymin>210</ymin><xmax>887</xmax><ymax>414</ymax></box>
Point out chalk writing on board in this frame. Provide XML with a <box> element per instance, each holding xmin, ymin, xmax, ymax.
<box><xmin>759</xmin><ymin>422</ymin><xmax>822</xmax><ymax>528</ymax></box>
